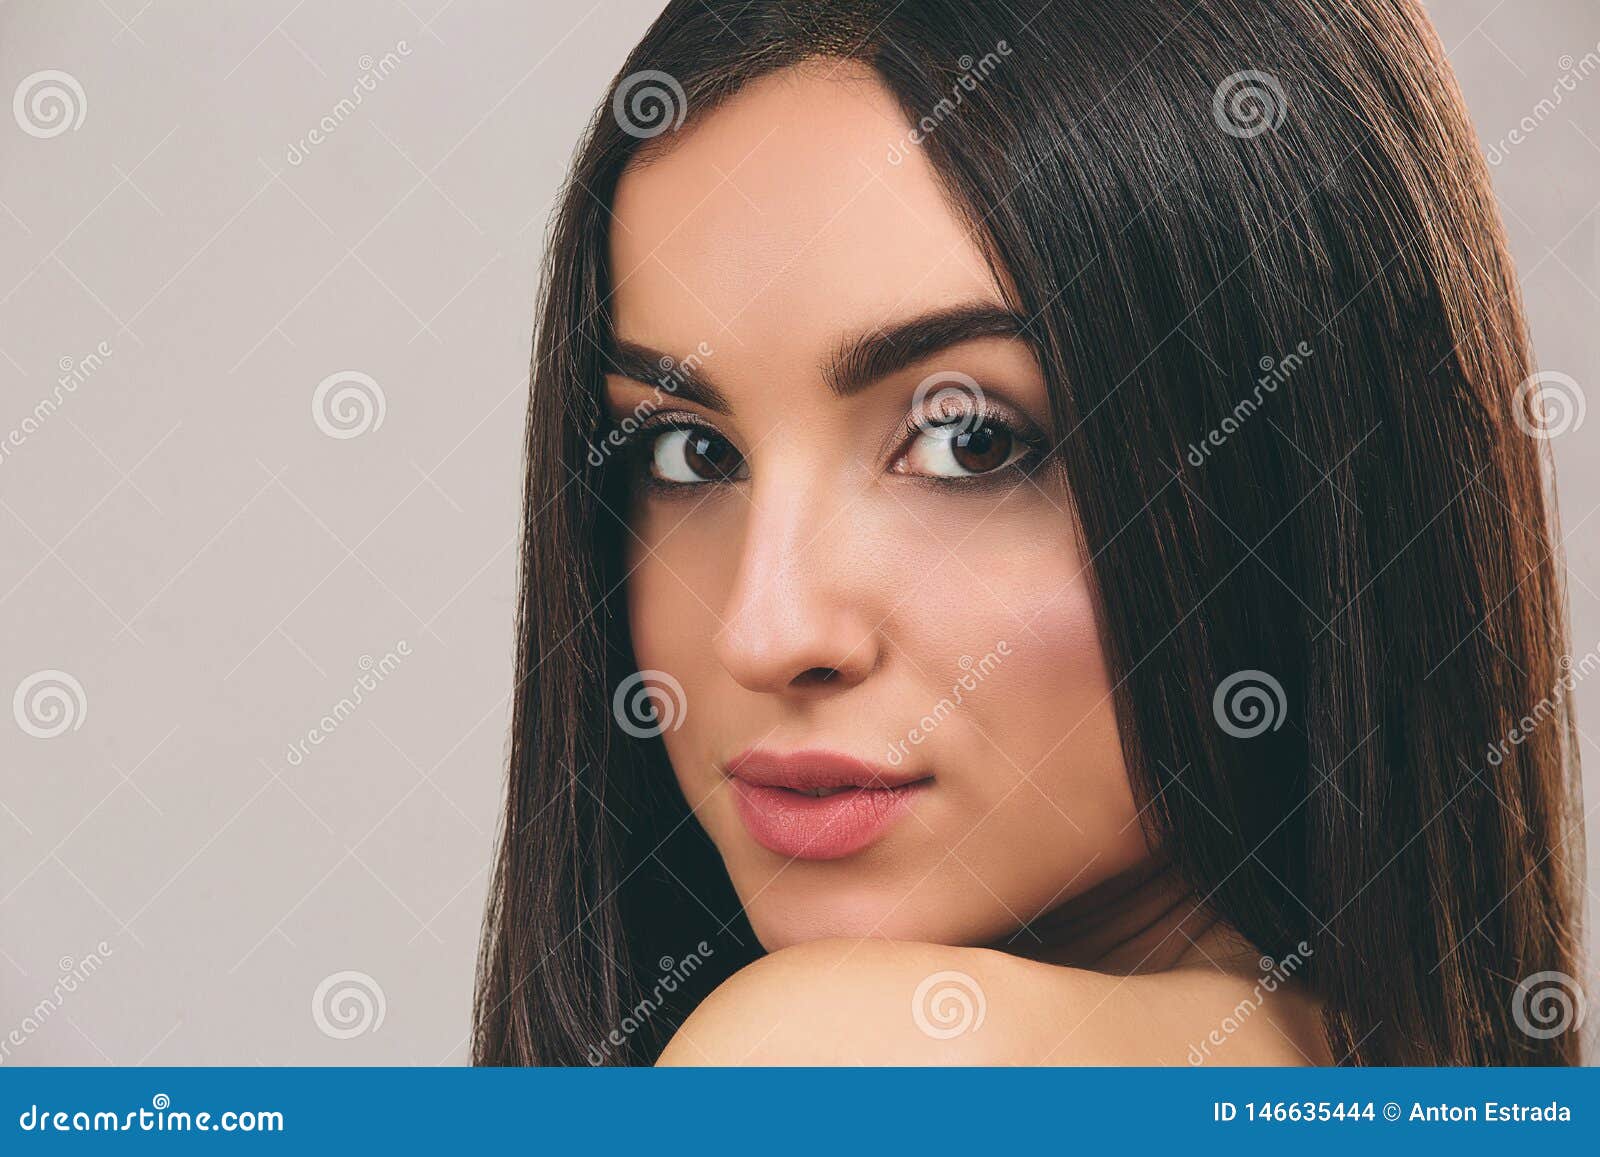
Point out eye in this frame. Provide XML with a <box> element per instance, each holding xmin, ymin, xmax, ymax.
<box><xmin>648</xmin><ymin>424</ymin><xmax>747</xmax><ymax>484</ymax></box>
<box><xmin>893</xmin><ymin>415</ymin><xmax>1035</xmax><ymax>480</ymax></box>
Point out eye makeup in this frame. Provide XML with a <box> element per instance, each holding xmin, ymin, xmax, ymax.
<box><xmin>603</xmin><ymin>381</ymin><xmax>1049</xmax><ymax>496</ymax></box>
<box><xmin>887</xmin><ymin>394</ymin><xmax>1047</xmax><ymax>485</ymax></box>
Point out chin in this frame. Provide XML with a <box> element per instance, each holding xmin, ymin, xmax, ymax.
<box><xmin>737</xmin><ymin>872</ymin><xmax>999</xmax><ymax>952</ymax></box>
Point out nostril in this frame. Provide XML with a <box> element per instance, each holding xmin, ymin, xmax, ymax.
<box><xmin>793</xmin><ymin>666</ymin><xmax>841</xmax><ymax>688</ymax></box>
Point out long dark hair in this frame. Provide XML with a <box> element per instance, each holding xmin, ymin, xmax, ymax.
<box><xmin>475</xmin><ymin>0</ymin><xmax>1584</xmax><ymax>1065</ymax></box>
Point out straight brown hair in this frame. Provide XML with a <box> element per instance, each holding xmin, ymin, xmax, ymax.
<box><xmin>475</xmin><ymin>0</ymin><xmax>1585</xmax><ymax>1065</ymax></box>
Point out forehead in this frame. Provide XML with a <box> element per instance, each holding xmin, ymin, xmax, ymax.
<box><xmin>608</xmin><ymin>61</ymin><xmax>1002</xmax><ymax>365</ymax></box>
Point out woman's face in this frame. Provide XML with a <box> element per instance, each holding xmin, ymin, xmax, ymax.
<box><xmin>605</xmin><ymin>63</ymin><xmax>1147</xmax><ymax>950</ymax></box>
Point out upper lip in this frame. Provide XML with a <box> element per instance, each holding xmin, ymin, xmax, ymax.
<box><xmin>726</xmin><ymin>748</ymin><xmax>929</xmax><ymax>791</ymax></box>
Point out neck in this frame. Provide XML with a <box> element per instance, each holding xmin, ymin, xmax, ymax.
<box><xmin>995</xmin><ymin>858</ymin><xmax>1254</xmax><ymax>976</ymax></box>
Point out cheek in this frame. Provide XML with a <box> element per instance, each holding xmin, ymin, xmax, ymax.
<box><xmin>919</xmin><ymin>549</ymin><xmax>1123</xmax><ymax>783</ymax></box>
<box><xmin>898</xmin><ymin>515</ymin><xmax>1147</xmax><ymax>875</ymax></box>
<box><xmin>622</xmin><ymin>505</ymin><xmax>737</xmax><ymax>785</ymax></box>
<box><xmin>623</xmin><ymin>498</ymin><xmax>736</xmax><ymax>663</ymax></box>
<box><xmin>892</xmin><ymin>491</ymin><xmax>1109</xmax><ymax>742</ymax></box>
<box><xmin>992</xmin><ymin>580</ymin><xmax>1132</xmax><ymax>811</ymax></box>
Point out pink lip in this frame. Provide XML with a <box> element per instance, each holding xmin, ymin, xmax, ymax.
<box><xmin>725</xmin><ymin>748</ymin><xmax>932</xmax><ymax>860</ymax></box>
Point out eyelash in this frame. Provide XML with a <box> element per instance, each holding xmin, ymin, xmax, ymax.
<box><xmin>893</xmin><ymin>405</ymin><xmax>1044</xmax><ymax>486</ymax></box>
<box><xmin>621</xmin><ymin>414</ymin><xmax>735</xmax><ymax>494</ymax></box>
<box><xmin>615</xmin><ymin>402</ymin><xmax>1045</xmax><ymax>492</ymax></box>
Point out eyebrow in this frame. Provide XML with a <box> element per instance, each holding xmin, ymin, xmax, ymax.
<box><xmin>824</xmin><ymin>301</ymin><xmax>1027</xmax><ymax>397</ymax></box>
<box><xmin>602</xmin><ymin>300</ymin><xmax>1027</xmax><ymax>413</ymax></box>
<box><xmin>603</xmin><ymin>341</ymin><xmax>731</xmax><ymax>412</ymax></box>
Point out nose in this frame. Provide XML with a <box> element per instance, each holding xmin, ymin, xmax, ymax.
<box><xmin>713</xmin><ymin>480</ymin><xmax>882</xmax><ymax>696</ymax></box>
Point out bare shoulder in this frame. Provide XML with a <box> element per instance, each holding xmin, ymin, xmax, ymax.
<box><xmin>656</xmin><ymin>939</ymin><xmax>1328</xmax><ymax>1066</ymax></box>
<box><xmin>657</xmin><ymin>938</ymin><xmax>1027</xmax><ymax>1065</ymax></box>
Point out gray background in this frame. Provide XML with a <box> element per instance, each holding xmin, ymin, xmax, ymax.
<box><xmin>0</xmin><ymin>0</ymin><xmax>1595</xmax><ymax>1064</ymax></box>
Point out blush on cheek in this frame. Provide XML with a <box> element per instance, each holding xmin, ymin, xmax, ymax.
<box><xmin>1001</xmin><ymin>577</ymin><xmax>1113</xmax><ymax>706</ymax></box>
<box><xmin>1012</xmin><ymin>579</ymin><xmax>1149</xmax><ymax>857</ymax></box>
<box><xmin>961</xmin><ymin>567</ymin><xmax>1133</xmax><ymax>806</ymax></box>
<box><xmin>944</xmin><ymin>573</ymin><xmax>1150</xmax><ymax>921</ymax></box>
<box><xmin>905</xmin><ymin>529</ymin><xmax>1111</xmax><ymax>721</ymax></box>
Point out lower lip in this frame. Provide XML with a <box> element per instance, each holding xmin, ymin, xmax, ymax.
<box><xmin>729</xmin><ymin>778</ymin><xmax>928</xmax><ymax>860</ymax></box>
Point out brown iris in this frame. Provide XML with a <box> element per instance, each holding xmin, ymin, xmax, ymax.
<box><xmin>683</xmin><ymin>429</ymin><xmax>744</xmax><ymax>481</ymax></box>
<box><xmin>949</xmin><ymin>422</ymin><xmax>1014</xmax><ymax>474</ymax></box>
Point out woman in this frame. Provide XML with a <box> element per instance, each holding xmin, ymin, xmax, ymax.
<box><xmin>474</xmin><ymin>0</ymin><xmax>1584</xmax><ymax>1066</ymax></box>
